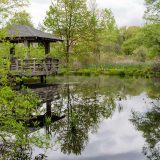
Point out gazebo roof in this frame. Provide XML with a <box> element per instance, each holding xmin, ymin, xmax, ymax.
<box><xmin>6</xmin><ymin>25</ymin><xmax>63</xmax><ymax>43</ymax></box>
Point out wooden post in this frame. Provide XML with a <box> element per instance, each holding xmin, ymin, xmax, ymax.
<box><xmin>33</xmin><ymin>58</ymin><xmax>36</xmax><ymax>72</ymax></box>
<box><xmin>40</xmin><ymin>75</ymin><xmax>46</xmax><ymax>84</ymax></box>
<box><xmin>10</xmin><ymin>46</ymin><xmax>15</xmax><ymax>55</ymax></box>
<box><xmin>10</xmin><ymin>44</ymin><xmax>15</xmax><ymax>61</ymax></box>
<box><xmin>24</xmin><ymin>40</ymin><xmax>30</xmax><ymax>59</ymax></box>
<box><xmin>44</xmin><ymin>42</ymin><xmax>50</xmax><ymax>55</ymax></box>
<box><xmin>40</xmin><ymin>75</ymin><xmax>44</xmax><ymax>83</ymax></box>
<box><xmin>44</xmin><ymin>75</ymin><xmax>46</xmax><ymax>83</ymax></box>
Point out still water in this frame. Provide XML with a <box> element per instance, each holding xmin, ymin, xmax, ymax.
<box><xmin>32</xmin><ymin>76</ymin><xmax>160</xmax><ymax>160</ymax></box>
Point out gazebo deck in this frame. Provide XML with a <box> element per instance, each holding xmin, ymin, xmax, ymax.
<box><xmin>10</xmin><ymin>57</ymin><xmax>59</xmax><ymax>76</ymax></box>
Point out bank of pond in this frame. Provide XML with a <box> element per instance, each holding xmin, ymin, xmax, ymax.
<box><xmin>58</xmin><ymin>63</ymin><xmax>160</xmax><ymax>78</ymax></box>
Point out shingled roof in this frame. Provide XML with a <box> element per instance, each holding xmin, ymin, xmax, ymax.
<box><xmin>6</xmin><ymin>25</ymin><xmax>63</xmax><ymax>43</ymax></box>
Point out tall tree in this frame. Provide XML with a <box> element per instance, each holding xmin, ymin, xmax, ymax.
<box><xmin>87</xmin><ymin>0</ymin><xmax>100</xmax><ymax>57</ymax></box>
<box><xmin>144</xmin><ymin>0</ymin><xmax>160</xmax><ymax>23</ymax></box>
<box><xmin>100</xmin><ymin>9</ymin><xmax>117</xmax><ymax>32</ymax></box>
<box><xmin>6</xmin><ymin>10</ymin><xmax>33</xmax><ymax>27</ymax></box>
<box><xmin>86</xmin><ymin>1</ymin><xmax>118</xmax><ymax>60</ymax></box>
<box><xmin>100</xmin><ymin>8</ymin><xmax>118</xmax><ymax>44</ymax></box>
<box><xmin>44</xmin><ymin>0</ymin><xmax>89</xmax><ymax>64</ymax></box>
<box><xmin>142</xmin><ymin>23</ymin><xmax>160</xmax><ymax>56</ymax></box>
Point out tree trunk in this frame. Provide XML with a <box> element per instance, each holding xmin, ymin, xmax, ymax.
<box><xmin>66</xmin><ymin>40</ymin><xmax>70</xmax><ymax>67</ymax></box>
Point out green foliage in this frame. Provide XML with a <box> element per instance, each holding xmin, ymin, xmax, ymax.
<box><xmin>122</xmin><ymin>37</ymin><xmax>140</xmax><ymax>55</ymax></box>
<box><xmin>44</xmin><ymin>0</ymin><xmax>89</xmax><ymax>63</ymax></box>
<box><xmin>58</xmin><ymin>63</ymin><xmax>157</xmax><ymax>78</ymax></box>
<box><xmin>6</xmin><ymin>10</ymin><xmax>33</xmax><ymax>27</ymax></box>
<box><xmin>42</xmin><ymin>0</ymin><xmax>160</xmax><ymax>65</ymax></box>
<box><xmin>121</xmin><ymin>24</ymin><xmax>160</xmax><ymax>59</ymax></box>
<box><xmin>133</xmin><ymin>46</ymin><xmax>148</xmax><ymax>62</ymax></box>
<box><xmin>99</xmin><ymin>9</ymin><xmax>119</xmax><ymax>54</ymax></box>
<box><xmin>0</xmin><ymin>59</ymin><xmax>52</xmax><ymax>159</ymax></box>
<box><xmin>44</xmin><ymin>0</ymin><xmax>121</xmax><ymax>64</ymax></box>
<box><xmin>122</xmin><ymin>27</ymin><xmax>143</xmax><ymax>55</ymax></box>
<box><xmin>0</xmin><ymin>0</ymin><xmax>28</xmax><ymax>27</ymax></box>
<box><xmin>144</xmin><ymin>0</ymin><xmax>160</xmax><ymax>23</ymax></box>
<box><xmin>142</xmin><ymin>24</ymin><xmax>160</xmax><ymax>57</ymax></box>
<box><xmin>152</xmin><ymin>56</ymin><xmax>160</xmax><ymax>73</ymax></box>
<box><xmin>0</xmin><ymin>83</ymin><xmax>48</xmax><ymax>159</ymax></box>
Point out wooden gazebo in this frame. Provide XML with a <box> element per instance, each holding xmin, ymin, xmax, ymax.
<box><xmin>5</xmin><ymin>25</ymin><xmax>63</xmax><ymax>83</ymax></box>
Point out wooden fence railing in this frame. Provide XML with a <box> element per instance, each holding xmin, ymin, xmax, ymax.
<box><xmin>10</xmin><ymin>58</ymin><xmax>59</xmax><ymax>76</ymax></box>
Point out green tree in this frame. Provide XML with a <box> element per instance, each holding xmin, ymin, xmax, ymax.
<box><xmin>142</xmin><ymin>24</ymin><xmax>160</xmax><ymax>57</ymax></box>
<box><xmin>44</xmin><ymin>0</ymin><xmax>89</xmax><ymax>64</ymax></box>
<box><xmin>6</xmin><ymin>10</ymin><xmax>33</xmax><ymax>27</ymax></box>
<box><xmin>86</xmin><ymin>0</ymin><xmax>101</xmax><ymax>60</ymax></box>
<box><xmin>100</xmin><ymin>8</ymin><xmax>119</xmax><ymax>54</ymax></box>
<box><xmin>76</xmin><ymin>1</ymin><xmax>119</xmax><ymax>62</ymax></box>
<box><xmin>121</xmin><ymin>24</ymin><xmax>160</xmax><ymax>58</ymax></box>
<box><xmin>122</xmin><ymin>26</ymin><xmax>141</xmax><ymax>40</ymax></box>
<box><xmin>121</xmin><ymin>26</ymin><xmax>143</xmax><ymax>55</ymax></box>
<box><xmin>100</xmin><ymin>8</ymin><xmax>118</xmax><ymax>42</ymax></box>
<box><xmin>144</xmin><ymin>0</ymin><xmax>160</xmax><ymax>23</ymax></box>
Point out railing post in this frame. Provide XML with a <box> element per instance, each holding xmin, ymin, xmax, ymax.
<box><xmin>33</xmin><ymin>58</ymin><xmax>36</xmax><ymax>72</ymax></box>
<box><xmin>15</xmin><ymin>59</ymin><xmax>19</xmax><ymax>70</ymax></box>
<box><xmin>43</xmin><ymin>60</ymin><xmax>48</xmax><ymax>75</ymax></box>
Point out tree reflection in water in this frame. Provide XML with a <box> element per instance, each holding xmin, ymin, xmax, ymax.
<box><xmin>0</xmin><ymin>81</ymin><xmax>116</xmax><ymax>158</ymax></box>
<box><xmin>131</xmin><ymin>98</ymin><xmax>160</xmax><ymax>160</ymax></box>
<box><xmin>0</xmin><ymin>143</ymin><xmax>46</xmax><ymax>160</ymax></box>
<box><xmin>50</xmin><ymin>81</ymin><xmax>116</xmax><ymax>155</ymax></box>
<box><xmin>0</xmin><ymin>84</ymin><xmax>63</xmax><ymax>160</ymax></box>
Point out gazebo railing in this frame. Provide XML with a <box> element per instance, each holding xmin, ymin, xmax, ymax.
<box><xmin>10</xmin><ymin>58</ymin><xmax>59</xmax><ymax>76</ymax></box>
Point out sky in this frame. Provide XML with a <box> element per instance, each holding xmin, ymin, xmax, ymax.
<box><xmin>27</xmin><ymin>0</ymin><xmax>146</xmax><ymax>27</ymax></box>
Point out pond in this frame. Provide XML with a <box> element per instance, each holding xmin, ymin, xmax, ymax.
<box><xmin>26</xmin><ymin>76</ymin><xmax>160</xmax><ymax>160</ymax></box>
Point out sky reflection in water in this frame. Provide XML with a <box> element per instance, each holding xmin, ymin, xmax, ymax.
<box><xmin>33</xmin><ymin>76</ymin><xmax>160</xmax><ymax>160</ymax></box>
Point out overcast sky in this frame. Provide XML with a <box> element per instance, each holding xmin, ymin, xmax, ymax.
<box><xmin>27</xmin><ymin>0</ymin><xmax>146</xmax><ymax>27</ymax></box>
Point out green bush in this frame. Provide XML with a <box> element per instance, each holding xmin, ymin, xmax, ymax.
<box><xmin>133</xmin><ymin>46</ymin><xmax>148</xmax><ymax>62</ymax></box>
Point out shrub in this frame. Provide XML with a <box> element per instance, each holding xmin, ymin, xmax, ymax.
<box><xmin>152</xmin><ymin>57</ymin><xmax>160</xmax><ymax>72</ymax></box>
<box><xmin>133</xmin><ymin>46</ymin><xmax>148</xmax><ymax>62</ymax></box>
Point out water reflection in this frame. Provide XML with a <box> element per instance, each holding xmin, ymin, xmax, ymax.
<box><xmin>0</xmin><ymin>143</ymin><xmax>46</xmax><ymax>160</ymax></box>
<box><xmin>49</xmin><ymin>83</ymin><xmax>116</xmax><ymax>155</ymax></box>
<box><xmin>131</xmin><ymin>98</ymin><xmax>160</xmax><ymax>160</ymax></box>
<box><xmin>31</xmin><ymin>76</ymin><xmax>160</xmax><ymax>160</ymax></box>
<box><xmin>1</xmin><ymin>76</ymin><xmax>160</xmax><ymax>160</ymax></box>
